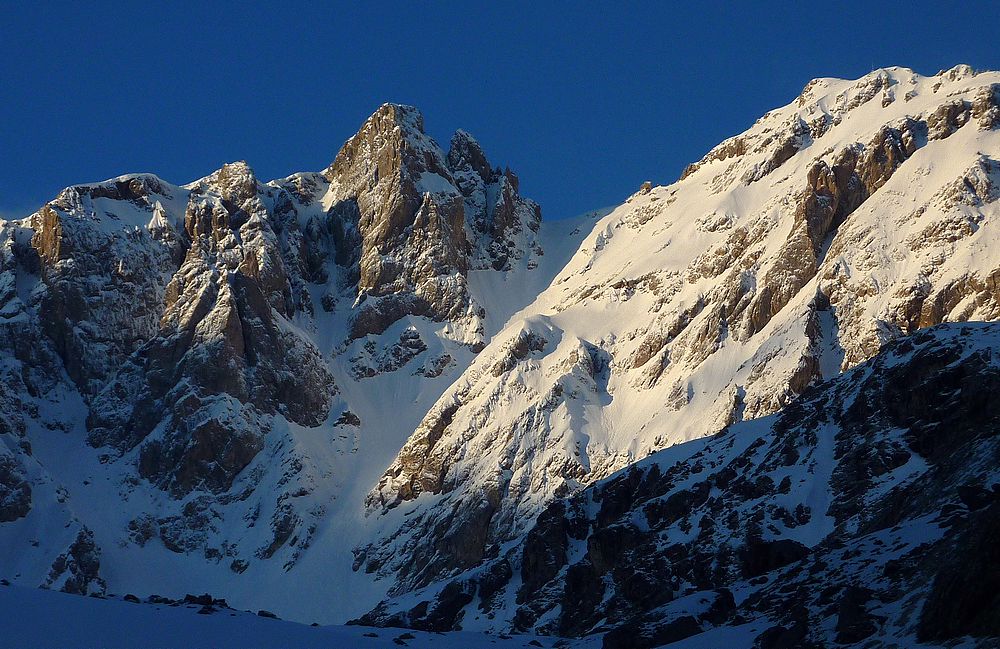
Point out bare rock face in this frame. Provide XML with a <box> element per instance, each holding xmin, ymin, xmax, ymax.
<box><xmin>322</xmin><ymin>104</ymin><xmax>541</xmax><ymax>339</ymax></box>
<box><xmin>447</xmin><ymin>130</ymin><xmax>542</xmax><ymax>271</ymax></box>
<box><xmin>29</xmin><ymin>178</ymin><xmax>180</xmax><ymax>395</ymax></box>
<box><xmin>740</xmin><ymin>118</ymin><xmax>921</xmax><ymax>341</ymax></box>
<box><xmin>323</xmin><ymin>104</ymin><xmax>472</xmax><ymax>339</ymax></box>
<box><xmin>918</xmin><ymin>502</ymin><xmax>1000</xmax><ymax>642</ymax></box>
<box><xmin>86</xmin><ymin>162</ymin><xmax>336</xmax><ymax>497</ymax></box>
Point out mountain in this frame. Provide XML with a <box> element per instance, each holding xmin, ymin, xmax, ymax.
<box><xmin>2</xmin><ymin>65</ymin><xmax>1000</xmax><ymax>648</ymax></box>
<box><xmin>0</xmin><ymin>103</ymin><xmax>587</xmax><ymax>620</ymax></box>
<box><xmin>356</xmin><ymin>65</ymin><xmax>1000</xmax><ymax>604</ymax></box>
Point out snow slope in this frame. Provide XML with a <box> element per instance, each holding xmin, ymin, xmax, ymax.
<box><xmin>0</xmin><ymin>583</ymin><xmax>568</xmax><ymax>649</ymax></box>
<box><xmin>360</xmin><ymin>322</ymin><xmax>1000</xmax><ymax>647</ymax></box>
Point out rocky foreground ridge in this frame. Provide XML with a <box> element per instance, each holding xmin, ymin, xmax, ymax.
<box><xmin>1</xmin><ymin>66</ymin><xmax>1000</xmax><ymax>647</ymax></box>
<box><xmin>359</xmin><ymin>322</ymin><xmax>1000</xmax><ymax>647</ymax></box>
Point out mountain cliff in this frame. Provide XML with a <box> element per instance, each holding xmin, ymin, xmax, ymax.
<box><xmin>0</xmin><ymin>103</ymin><xmax>569</xmax><ymax>619</ymax></box>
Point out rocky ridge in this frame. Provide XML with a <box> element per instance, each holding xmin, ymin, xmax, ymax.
<box><xmin>0</xmin><ymin>104</ymin><xmax>556</xmax><ymax>618</ymax></box>
<box><xmin>357</xmin><ymin>321</ymin><xmax>1000</xmax><ymax>647</ymax></box>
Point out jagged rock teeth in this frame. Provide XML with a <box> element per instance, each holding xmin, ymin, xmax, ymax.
<box><xmin>319</xmin><ymin>103</ymin><xmax>542</xmax><ymax>338</ymax></box>
<box><xmin>448</xmin><ymin>129</ymin><xmax>493</xmax><ymax>183</ymax></box>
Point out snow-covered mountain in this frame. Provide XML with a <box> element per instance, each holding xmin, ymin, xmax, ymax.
<box><xmin>357</xmin><ymin>64</ymin><xmax>1000</xmax><ymax>600</ymax></box>
<box><xmin>2</xmin><ymin>65</ymin><xmax>1000</xmax><ymax>647</ymax></box>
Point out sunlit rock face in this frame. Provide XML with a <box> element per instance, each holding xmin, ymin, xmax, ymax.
<box><xmin>321</xmin><ymin>103</ymin><xmax>542</xmax><ymax>339</ymax></box>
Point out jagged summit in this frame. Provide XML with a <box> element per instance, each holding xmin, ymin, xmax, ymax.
<box><xmin>0</xmin><ymin>101</ymin><xmax>556</xmax><ymax>618</ymax></box>
<box><xmin>322</xmin><ymin>103</ymin><xmax>433</xmax><ymax>182</ymax></box>
<box><xmin>311</xmin><ymin>102</ymin><xmax>544</xmax><ymax>338</ymax></box>
<box><xmin>187</xmin><ymin>160</ymin><xmax>259</xmax><ymax>191</ymax></box>
<box><xmin>448</xmin><ymin>129</ymin><xmax>492</xmax><ymax>182</ymax></box>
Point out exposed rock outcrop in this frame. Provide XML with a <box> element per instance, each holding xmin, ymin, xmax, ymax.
<box><xmin>0</xmin><ymin>454</ymin><xmax>31</xmax><ymax>522</ymax></box>
<box><xmin>321</xmin><ymin>104</ymin><xmax>541</xmax><ymax>340</ymax></box>
<box><xmin>44</xmin><ymin>528</ymin><xmax>106</xmax><ymax>596</ymax></box>
<box><xmin>85</xmin><ymin>163</ymin><xmax>336</xmax><ymax>496</ymax></box>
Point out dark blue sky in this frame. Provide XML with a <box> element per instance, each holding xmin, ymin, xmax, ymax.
<box><xmin>2</xmin><ymin>2</ymin><xmax>999</xmax><ymax>220</ymax></box>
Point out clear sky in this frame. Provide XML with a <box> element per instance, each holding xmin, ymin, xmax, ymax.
<box><xmin>2</xmin><ymin>2</ymin><xmax>999</xmax><ymax>220</ymax></box>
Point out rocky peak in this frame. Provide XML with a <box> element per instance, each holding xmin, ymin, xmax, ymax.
<box><xmin>186</xmin><ymin>161</ymin><xmax>266</xmax><ymax>230</ymax></box>
<box><xmin>201</xmin><ymin>161</ymin><xmax>259</xmax><ymax>201</ymax></box>
<box><xmin>315</xmin><ymin>104</ymin><xmax>543</xmax><ymax>339</ymax></box>
<box><xmin>322</xmin><ymin>103</ymin><xmax>449</xmax><ymax>190</ymax></box>
<box><xmin>447</xmin><ymin>130</ymin><xmax>493</xmax><ymax>183</ymax></box>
